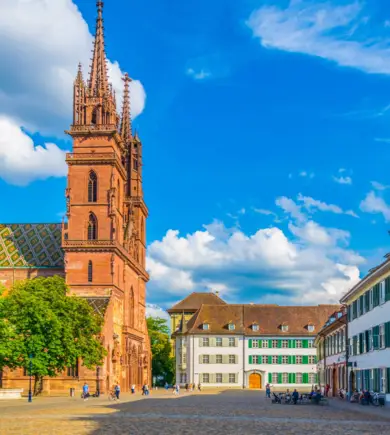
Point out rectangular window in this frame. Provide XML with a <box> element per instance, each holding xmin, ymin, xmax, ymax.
<box><xmin>369</xmin><ymin>289</ymin><xmax>374</xmax><ymax>310</ymax></box>
<box><xmin>296</xmin><ymin>356</ymin><xmax>303</xmax><ymax>364</ymax></box>
<box><xmin>252</xmin><ymin>339</ymin><xmax>259</xmax><ymax>348</ymax></box>
<box><xmin>216</xmin><ymin>373</ymin><xmax>222</xmax><ymax>383</ymax></box>
<box><xmin>229</xmin><ymin>355</ymin><xmax>236</xmax><ymax>364</ymax></box>
<box><xmin>67</xmin><ymin>361</ymin><xmax>79</xmax><ymax>377</ymax></box>
<box><xmin>308</xmin><ymin>356</ymin><xmax>316</xmax><ymax>364</ymax></box>
<box><xmin>296</xmin><ymin>340</ymin><xmax>302</xmax><ymax>348</ymax></box>
<box><xmin>282</xmin><ymin>355</ymin><xmax>289</xmax><ymax>364</ymax></box>
<box><xmin>262</xmin><ymin>340</ymin><xmax>269</xmax><ymax>348</ymax></box>
<box><xmin>308</xmin><ymin>340</ymin><xmax>314</xmax><ymax>348</ymax></box>
<box><xmin>380</xmin><ymin>281</ymin><xmax>386</xmax><ymax>304</ymax></box>
<box><xmin>202</xmin><ymin>338</ymin><xmax>209</xmax><ymax>347</ymax></box>
<box><xmin>272</xmin><ymin>356</ymin><xmax>278</xmax><ymax>364</ymax></box>
<box><xmin>202</xmin><ymin>355</ymin><xmax>209</xmax><ymax>364</ymax></box>
<box><xmin>368</xmin><ymin>329</ymin><xmax>373</xmax><ymax>351</ymax></box>
<box><xmin>309</xmin><ymin>373</ymin><xmax>317</xmax><ymax>384</ymax></box>
<box><xmin>272</xmin><ymin>373</ymin><xmax>278</xmax><ymax>383</ymax></box>
<box><xmin>364</xmin><ymin>291</ymin><xmax>370</xmax><ymax>313</ymax></box>
<box><xmin>216</xmin><ymin>337</ymin><xmax>222</xmax><ymax>347</ymax></box>
<box><xmin>228</xmin><ymin>323</ymin><xmax>235</xmax><ymax>331</ymax></box>
<box><xmin>296</xmin><ymin>373</ymin><xmax>303</xmax><ymax>383</ymax></box>
<box><xmin>229</xmin><ymin>338</ymin><xmax>235</xmax><ymax>347</ymax></box>
<box><xmin>216</xmin><ymin>354</ymin><xmax>222</xmax><ymax>364</ymax></box>
<box><xmin>282</xmin><ymin>373</ymin><xmax>289</xmax><ymax>383</ymax></box>
<box><xmin>229</xmin><ymin>373</ymin><xmax>236</xmax><ymax>383</ymax></box>
<box><xmin>202</xmin><ymin>373</ymin><xmax>210</xmax><ymax>383</ymax></box>
<box><xmin>380</xmin><ymin>324</ymin><xmax>385</xmax><ymax>349</ymax></box>
<box><xmin>272</xmin><ymin>340</ymin><xmax>278</xmax><ymax>348</ymax></box>
<box><xmin>281</xmin><ymin>340</ymin><xmax>289</xmax><ymax>348</ymax></box>
<box><xmin>253</xmin><ymin>355</ymin><xmax>262</xmax><ymax>364</ymax></box>
<box><xmin>380</xmin><ymin>368</ymin><xmax>386</xmax><ymax>393</ymax></box>
<box><xmin>359</xmin><ymin>294</ymin><xmax>364</xmax><ymax>316</ymax></box>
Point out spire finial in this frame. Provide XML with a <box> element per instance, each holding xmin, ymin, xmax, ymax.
<box><xmin>120</xmin><ymin>73</ymin><xmax>132</xmax><ymax>142</ymax></box>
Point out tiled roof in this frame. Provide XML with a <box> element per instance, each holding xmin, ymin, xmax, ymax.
<box><xmin>167</xmin><ymin>292</ymin><xmax>227</xmax><ymax>313</ymax></box>
<box><xmin>183</xmin><ymin>303</ymin><xmax>340</xmax><ymax>336</ymax></box>
<box><xmin>0</xmin><ymin>224</ymin><xmax>63</xmax><ymax>268</ymax></box>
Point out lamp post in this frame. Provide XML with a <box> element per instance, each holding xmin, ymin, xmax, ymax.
<box><xmin>96</xmin><ymin>366</ymin><xmax>100</xmax><ymax>397</ymax></box>
<box><xmin>28</xmin><ymin>354</ymin><xmax>33</xmax><ymax>403</ymax></box>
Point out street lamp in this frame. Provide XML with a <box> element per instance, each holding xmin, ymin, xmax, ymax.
<box><xmin>28</xmin><ymin>353</ymin><xmax>33</xmax><ymax>403</ymax></box>
<box><xmin>96</xmin><ymin>366</ymin><xmax>100</xmax><ymax>397</ymax></box>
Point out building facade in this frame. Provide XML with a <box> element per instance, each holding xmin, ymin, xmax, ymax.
<box><xmin>0</xmin><ymin>2</ymin><xmax>151</xmax><ymax>394</ymax></box>
<box><xmin>315</xmin><ymin>309</ymin><xmax>347</xmax><ymax>396</ymax></box>
<box><xmin>340</xmin><ymin>255</ymin><xmax>390</xmax><ymax>401</ymax></box>
<box><xmin>171</xmin><ymin>298</ymin><xmax>338</xmax><ymax>389</ymax></box>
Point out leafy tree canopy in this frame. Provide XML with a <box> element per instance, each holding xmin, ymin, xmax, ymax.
<box><xmin>147</xmin><ymin>316</ymin><xmax>174</xmax><ymax>384</ymax></box>
<box><xmin>0</xmin><ymin>276</ymin><xmax>106</xmax><ymax>394</ymax></box>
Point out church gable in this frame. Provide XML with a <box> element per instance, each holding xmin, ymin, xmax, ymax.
<box><xmin>0</xmin><ymin>224</ymin><xmax>64</xmax><ymax>268</ymax></box>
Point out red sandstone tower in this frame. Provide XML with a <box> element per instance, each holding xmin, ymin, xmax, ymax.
<box><xmin>63</xmin><ymin>1</ymin><xmax>150</xmax><ymax>392</ymax></box>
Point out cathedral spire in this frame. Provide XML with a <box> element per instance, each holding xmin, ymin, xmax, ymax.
<box><xmin>89</xmin><ymin>1</ymin><xmax>109</xmax><ymax>97</ymax></box>
<box><xmin>120</xmin><ymin>73</ymin><xmax>132</xmax><ymax>142</ymax></box>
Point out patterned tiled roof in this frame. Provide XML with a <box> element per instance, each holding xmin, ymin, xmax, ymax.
<box><xmin>0</xmin><ymin>224</ymin><xmax>63</xmax><ymax>268</ymax></box>
<box><xmin>167</xmin><ymin>292</ymin><xmax>227</xmax><ymax>313</ymax></box>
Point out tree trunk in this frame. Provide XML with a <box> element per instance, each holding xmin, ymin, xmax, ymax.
<box><xmin>33</xmin><ymin>375</ymin><xmax>43</xmax><ymax>396</ymax></box>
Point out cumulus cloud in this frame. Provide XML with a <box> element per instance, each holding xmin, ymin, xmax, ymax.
<box><xmin>371</xmin><ymin>181</ymin><xmax>390</xmax><ymax>191</ymax></box>
<box><xmin>333</xmin><ymin>176</ymin><xmax>353</xmax><ymax>185</ymax></box>
<box><xmin>0</xmin><ymin>0</ymin><xmax>146</xmax><ymax>135</ymax></box>
<box><xmin>360</xmin><ymin>191</ymin><xmax>390</xmax><ymax>221</ymax></box>
<box><xmin>0</xmin><ymin>116</ymin><xmax>68</xmax><ymax>186</ymax></box>
<box><xmin>247</xmin><ymin>1</ymin><xmax>390</xmax><ymax>75</ymax></box>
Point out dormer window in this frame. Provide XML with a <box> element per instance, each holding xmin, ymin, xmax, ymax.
<box><xmin>228</xmin><ymin>323</ymin><xmax>235</xmax><ymax>331</ymax></box>
<box><xmin>252</xmin><ymin>323</ymin><xmax>259</xmax><ymax>332</ymax></box>
<box><xmin>308</xmin><ymin>324</ymin><xmax>315</xmax><ymax>333</ymax></box>
<box><xmin>281</xmin><ymin>324</ymin><xmax>289</xmax><ymax>332</ymax></box>
<box><xmin>203</xmin><ymin>323</ymin><xmax>209</xmax><ymax>331</ymax></box>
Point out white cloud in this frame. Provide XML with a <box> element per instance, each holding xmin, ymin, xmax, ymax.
<box><xmin>0</xmin><ymin>116</ymin><xmax>68</xmax><ymax>186</ymax></box>
<box><xmin>299</xmin><ymin>171</ymin><xmax>315</xmax><ymax>178</ymax></box>
<box><xmin>275</xmin><ymin>196</ymin><xmax>306</xmax><ymax>222</ymax></box>
<box><xmin>333</xmin><ymin>176</ymin><xmax>352</xmax><ymax>185</ymax></box>
<box><xmin>147</xmin><ymin>217</ymin><xmax>363</xmax><ymax>306</ymax></box>
<box><xmin>146</xmin><ymin>304</ymin><xmax>170</xmax><ymax>323</ymax></box>
<box><xmin>186</xmin><ymin>68</ymin><xmax>212</xmax><ymax>80</ymax></box>
<box><xmin>371</xmin><ymin>181</ymin><xmax>390</xmax><ymax>191</ymax></box>
<box><xmin>247</xmin><ymin>1</ymin><xmax>390</xmax><ymax>75</ymax></box>
<box><xmin>297</xmin><ymin>193</ymin><xmax>343</xmax><ymax>214</ymax></box>
<box><xmin>0</xmin><ymin>0</ymin><xmax>146</xmax><ymax>136</ymax></box>
<box><xmin>360</xmin><ymin>191</ymin><xmax>390</xmax><ymax>221</ymax></box>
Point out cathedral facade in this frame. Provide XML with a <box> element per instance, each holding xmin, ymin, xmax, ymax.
<box><xmin>0</xmin><ymin>2</ymin><xmax>151</xmax><ymax>394</ymax></box>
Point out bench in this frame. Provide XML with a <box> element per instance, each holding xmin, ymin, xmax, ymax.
<box><xmin>0</xmin><ymin>389</ymin><xmax>24</xmax><ymax>400</ymax></box>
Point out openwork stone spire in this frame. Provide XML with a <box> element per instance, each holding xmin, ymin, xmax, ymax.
<box><xmin>120</xmin><ymin>73</ymin><xmax>132</xmax><ymax>142</ymax></box>
<box><xmin>89</xmin><ymin>1</ymin><xmax>109</xmax><ymax>97</ymax></box>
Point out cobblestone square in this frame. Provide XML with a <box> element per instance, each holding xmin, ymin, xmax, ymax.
<box><xmin>1</xmin><ymin>390</ymin><xmax>390</xmax><ymax>434</ymax></box>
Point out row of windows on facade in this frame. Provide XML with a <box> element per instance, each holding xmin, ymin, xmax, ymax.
<box><xmin>199</xmin><ymin>338</ymin><xmax>314</xmax><ymax>348</ymax></box>
<box><xmin>199</xmin><ymin>355</ymin><xmax>317</xmax><ymax>364</ymax></box>
<box><xmin>201</xmin><ymin>373</ymin><xmax>238</xmax><ymax>383</ymax></box>
<box><xmin>268</xmin><ymin>373</ymin><xmax>318</xmax><ymax>384</ymax></box>
<box><xmin>348</xmin><ymin>278</ymin><xmax>390</xmax><ymax>322</ymax></box>
<box><xmin>320</xmin><ymin>328</ymin><xmax>346</xmax><ymax>358</ymax></box>
<box><xmin>354</xmin><ymin>368</ymin><xmax>390</xmax><ymax>394</ymax></box>
<box><xmin>349</xmin><ymin>322</ymin><xmax>390</xmax><ymax>356</ymax></box>
<box><xmin>248</xmin><ymin>355</ymin><xmax>317</xmax><ymax>364</ymax></box>
<box><xmin>202</xmin><ymin>323</ymin><xmax>314</xmax><ymax>333</ymax></box>
<box><xmin>23</xmin><ymin>365</ymin><xmax>78</xmax><ymax>377</ymax></box>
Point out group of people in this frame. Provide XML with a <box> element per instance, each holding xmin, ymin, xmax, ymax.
<box><xmin>266</xmin><ymin>383</ymin><xmax>324</xmax><ymax>405</ymax></box>
<box><xmin>81</xmin><ymin>382</ymin><xmax>121</xmax><ymax>401</ymax></box>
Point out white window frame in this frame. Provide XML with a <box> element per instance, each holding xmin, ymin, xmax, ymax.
<box><xmin>308</xmin><ymin>355</ymin><xmax>316</xmax><ymax>364</ymax></box>
<box><xmin>216</xmin><ymin>354</ymin><xmax>222</xmax><ymax>364</ymax></box>
<box><xmin>380</xmin><ymin>324</ymin><xmax>385</xmax><ymax>349</ymax></box>
<box><xmin>252</xmin><ymin>324</ymin><xmax>259</xmax><ymax>331</ymax></box>
<box><xmin>369</xmin><ymin>289</ymin><xmax>374</xmax><ymax>310</ymax></box>
<box><xmin>380</xmin><ymin>280</ymin><xmax>386</xmax><ymax>305</ymax></box>
<box><xmin>282</xmin><ymin>355</ymin><xmax>289</xmax><ymax>364</ymax></box>
<box><xmin>296</xmin><ymin>355</ymin><xmax>303</xmax><ymax>364</ymax></box>
<box><xmin>202</xmin><ymin>355</ymin><xmax>209</xmax><ymax>364</ymax></box>
<box><xmin>252</xmin><ymin>339</ymin><xmax>259</xmax><ymax>348</ymax></box>
<box><xmin>272</xmin><ymin>340</ymin><xmax>278</xmax><ymax>348</ymax></box>
<box><xmin>203</xmin><ymin>323</ymin><xmax>209</xmax><ymax>330</ymax></box>
<box><xmin>296</xmin><ymin>373</ymin><xmax>303</xmax><ymax>383</ymax></box>
<box><xmin>282</xmin><ymin>373</ymin><xmax>289</xmax><ymax>383</ymax></box>
<box><xmin>202</xmin><ymin>337</ymin><xmax>209</xmax><ymax>347</ymax></box>
<box><xmin>202</xmin><ymin>373</ymin><xmax>209</xmax><ymax>383</ymax></box>
<box><xmin>272</xmin><ymin>373</ymin><xmax>278</xmax><ymax>383</ymax></box>
<box><xmin>229</xmin><ymin>373</ymin><xmax>236</xmax><ymax>383</ymax></box>
<box><xmin>228</xmin><ymin>323</ymin><xmax>235</xmax><ymax>331</ymax></box>
<box><xmin>253</xmin><ymin>355</ymin><xmax>261</xmax><ymax>364</ymax></box>
<box><xmin>308</xmin><ymin>325</ymin><xmax>315</xmax><ymax>333</ymax></box>
<box><xmin>262</xmin><ymin>340</ymin><xmax>269</xmax><ymax>348</ymax></box>
<box><xmin>381</xmin><ymin>369</ymin><xmax>387</xmax><ymax>393</ymax></box>
<box><xmin>229</xmin><ymin>338</ymin><xmax>235</xmax><ymax>347</ymax></box>
<box><xmin>272</xmin><ymin>355</ymin><xmax>278</xmax><ymax>364</ymax></box>
<box><xmin>216</xmin><ymin>337</ymin><xmax>222</xmax><ymax>347</ymax></box>
<box><xmin>309</xmin><ymin>373</ymin><xmax>316</xmax><ymax>384</ymax></box>
<box><xmin>216</xmin><ymin>373</ymin><xmax>222</xmax><ymax>383</ymax></box>
<box><xmin>296</xmin><ymin>340</ymin><xmax>302</xmax><ymax>348</ymax></box>
<box><xmin>229</xmin><ymin>354</ymin><xmax>236</xmax><ymax>364</ymax></box>
<box><xmin>281</xmin><ymin>340</ymin><xmax>289</xmax><ymax>348</ymax></box>
<box><xmin>281</xmin><ymin>324</ymin><xmax>289</xmax><ymax>332</ymax></box>
<box><xmin>308</xmin><ymin>339</ymin><xmax>314</xmax><ymax>348</ymax></box>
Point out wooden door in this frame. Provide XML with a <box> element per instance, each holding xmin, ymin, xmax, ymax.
<box><xmin>249</xmin><ymin>373</ymin><xmax>261</xmax><ymax>389</ymax></box>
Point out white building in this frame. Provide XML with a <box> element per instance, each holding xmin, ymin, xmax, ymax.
<box><xmin>172</xmin><ymin>301</ymin><xmax>338</xmax><ymax>389</ymax></box>
<box><xmin>340</xmin><ymin>255</ymin><xmax>390</xmax><ymax>401</ymax></box>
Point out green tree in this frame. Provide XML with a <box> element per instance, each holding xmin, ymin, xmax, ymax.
<box><xmin>0</xmin><ymin>276</ymin><xmax>106</xmax><ymax>395</ymax></box>
<box><xmin>147</xmin><ymin>316</ymin><xmax>174</xmax><ymax>384</ymax></box>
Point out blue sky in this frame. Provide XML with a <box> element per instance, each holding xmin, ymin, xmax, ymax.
<box><xmin>2</xmin><ymin>0</ymin><xmax>390</xmax><ymax>310</ymax></box>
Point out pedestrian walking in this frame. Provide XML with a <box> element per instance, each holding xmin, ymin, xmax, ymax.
<box><xmin>82</xmin><ymin>382</ymin><xmax>89</xmax><ymax>401</ymax></box>
<box><xmin>131</xmin><ymin>384</ymin><xmax>136</xmax><ymax>394</ymax></box>
<box><xmin>114</xmin><ymin>382</ymin><xmax>120</xmax><ymax>400</ymax></box>
<box><xmin>265</xmin><ymin>383</ymin><xmax>271</xmax><ymax>398</ymax></box>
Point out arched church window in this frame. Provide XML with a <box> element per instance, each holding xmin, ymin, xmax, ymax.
<box><xmin>91</xmin><ymin>107</ymin><xmax>98</xmax><ymax>125</ymax></box>
<box><xmin>88</xmin><ymin>260</ymin><xmax>93</xmax><ymax>282</ymax></box>
<box><xmin>88</xmin><ymin>171</ymin><xmax>98</xmax><ymax>203</ymax></box>
<box><xmin>88</xmin><ymin>213</ymin><xmax>98</xmax><ymax>240</ymax></box>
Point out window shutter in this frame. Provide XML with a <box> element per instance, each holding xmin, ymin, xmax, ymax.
<box><xmin>249</xmin><ymin>339</ymin><xmax>253</xmax><ymax>348</ymax></box>
<box><xmin>385</xmin><ymin>322</ymin><xmax>390</xmax><ymax>348</ymax></box>
<box><xmin>288</xmin><ymin>373</ymin><xmax>292</xmax><ymax>383</ymax></box>
<box><xmin>292</xmin><ymin>355</ymin><xmax>296</xmax><ymax>364</ymax></box>
<box><xmin>303</xmin><ymin>340</ymin><xmax>309</xmax><ymax>348</ymax></box>
<box><xmin>268</xmin><ymin>373</ymin><xmax>272</xmax><ymax>383</ymax></box>
<box><xmin>222</xmin><ymin>338</ymin><xmax>229</xmax><ymax>347</ymax></box>
<box><xmin>210</xmin><ymin>374</ymin><xmax>216</xmax><ymax>384</ymax></box>
<box><xmin>268</xmin><ymin>356</ymin><xmax>272</xmax><ymax>364</ymax></box>
<box><xmin>347</xmin><ymin>305</ymin><xmax>351</xmax><ymax>322</ymax></box>
<box><xmin>303</xmin><ymin>373</ymin><xmax>309</xmax><ymax>384</ymax></box>
<box><xmin>373</xmin><ymin>284</ymin><xmax>380</xmax><ymax>307</ymax></box>
<box><xmin>222</xmin><ymin>373</ymin><xmax>229</xmax><ymax>383</ymax></box>
<box><xmin>292</xmin><ymin>373</ymin><xmax>296</xmax><ymax>384</ymax></box>
<box><xmin>386</xmin><ymin>278</ymin><xmax>390</xmax><ymax>302</ymax></box>
<box><xmin>373</xmin><ymin>326</ymin><xmax>380</xmax><ymax>349</ymax></box>
<box><xmin>235</xmin><ymin>338</ymin><xmax>238</xmax><ymax>347</ymax></box>
<box><xmin>249</xmin><ymin>355</ymin><xmax>253</xmax><ymax>364</ymax></box>
<box><xmin>292</xmin><ymin>340</ymin><xmax>296</xmax><ymax>348</ymax></box>
<box><xmin>210</xmin><ymin>337</ymin><xmax>216</xmax><ymax>347</ymax></box>
<box><xmin>364</xmin><ymin>292</ymin><xmax>370</xmax><ymax>312</ymax></box>
<box><xmin>387</xmin><ymin>368</ymin><xmax>390</xmax><ymax>393</ymax></box>
<box><xmin>199</xmin><ymin>338</ymin><xmax>203</xmax><ymax>347</ymax></box>
<box><xmin>278</xmin><ymin>355</ymin><xmax>282</xmax><ymax>364</ymax></box>
<box><xmin>302</xmin><ymin>356</ymin><xmax>309</xmax><ymax>364</ymax></box>
<box><xmin>210</xmin><ymin>355</ymin><xmax>216</xmax><ymax>364</ymax></box>
<box><xmin>277</xmin><ymin>373</ymin><xmax>282</xmax><ymax>384</ymax></box>
<box><xmin>359</xmin><ymin>295</ymin><xmax>364</xmax><ymax>316</ymax></box>
<box><xmin>235</xmin><ymin>355</ymin><xmax>238</xmax><ymax>364</ymax></box>
<box><xmin>222</xmin><ymin>355</ymin><xmax>229</xmax><ymax>364</ymax></box>
<box><xmin>268</xmin><ymin>339</ymin><xmax>272</xmax><ymax>349</ymax></box>
<box><xmin>199</xmin><ymin>355</ymin><xmax>203</xmax><ymax>364</ymax></box>
<box><xmin>277</xmin><ymin>340</ymin><xmax>282</xmax><ymax>348</ymax></box>
<box><xmin>288</xmin><ymin>355</ymin><xmax>292</xmax><ymax>364</ymax></box>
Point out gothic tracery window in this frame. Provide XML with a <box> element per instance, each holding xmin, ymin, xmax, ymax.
<box><xmin>88</xmin><ymin>213</ymin><xmax>98</xmax><ymax>240</ymax></box>
<box><xmin>88</xmin><ymin>171</ymin><xmax>98</xmax><ymax>202</ymax></box>
<box><xmin>88</xmin><ymin>260</ymin><xmax>93</xmax><ymax>282</ymax></box>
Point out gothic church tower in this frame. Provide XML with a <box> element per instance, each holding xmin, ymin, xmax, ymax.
<box><xmin>63</xmin><ymin>1</ymin><xmax>150</xmax><ymax>392</ymax></box>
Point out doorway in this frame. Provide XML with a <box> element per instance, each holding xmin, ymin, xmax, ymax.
<box><xmin>249</xmin><ymin>373</ymin><xmax>262</xmax><ymax>389</ymax></box>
